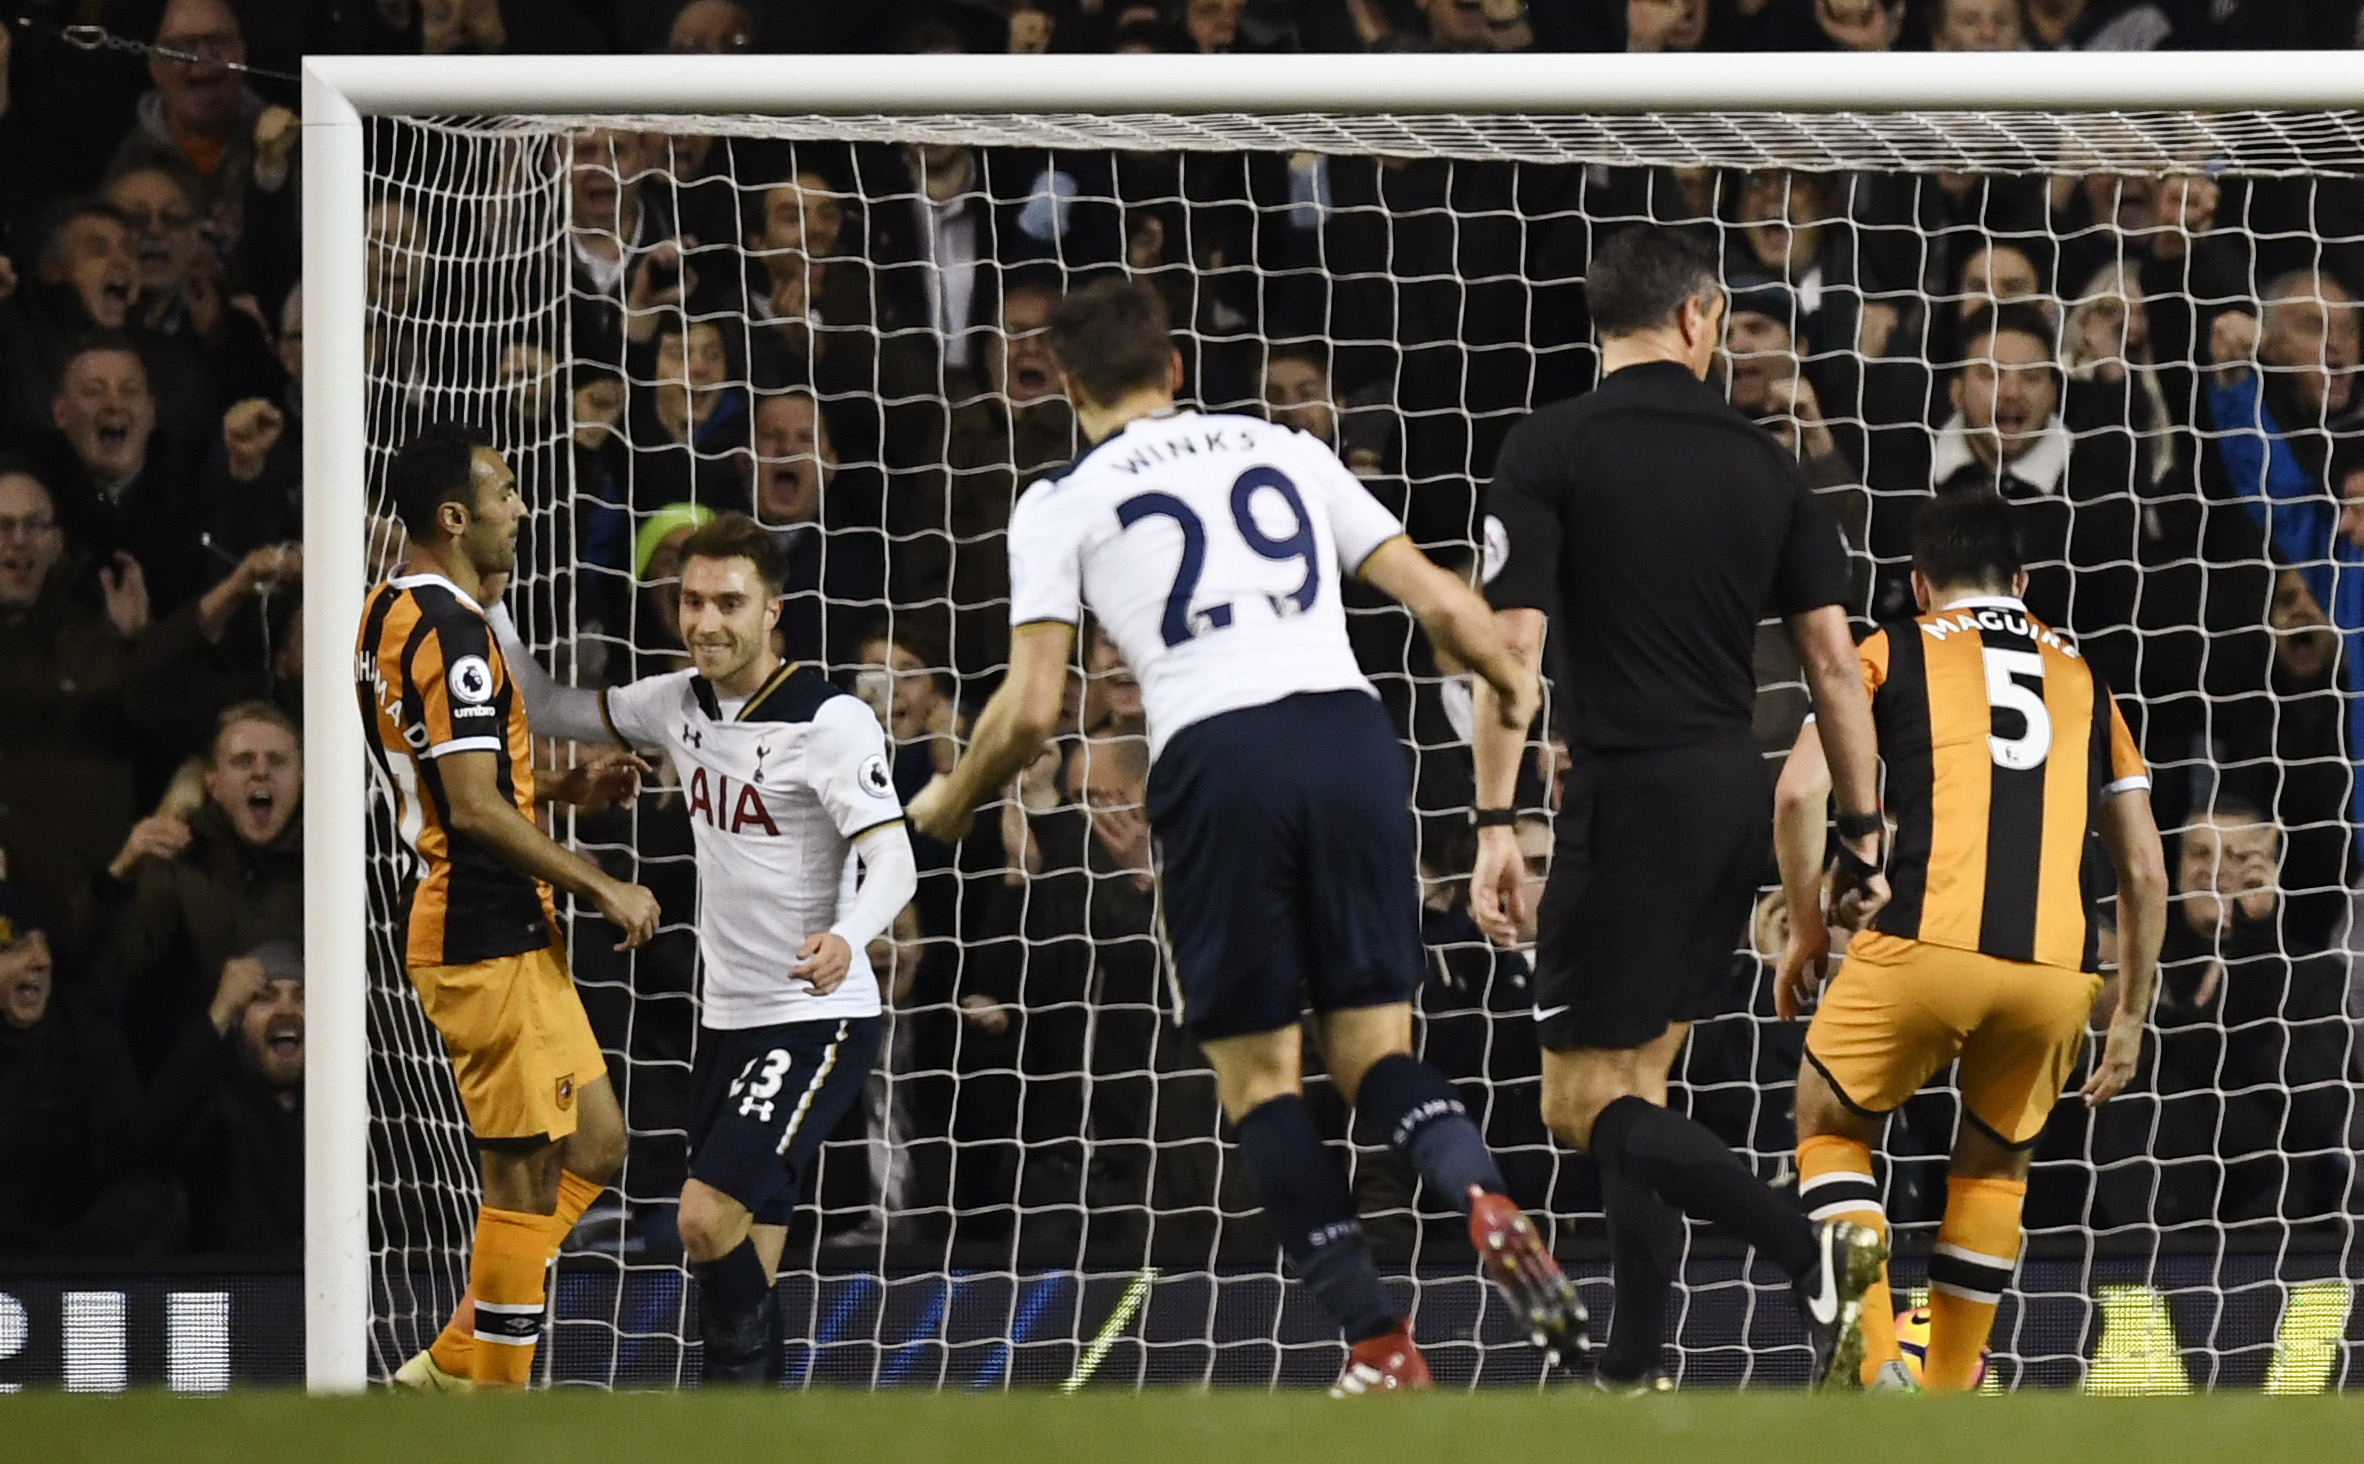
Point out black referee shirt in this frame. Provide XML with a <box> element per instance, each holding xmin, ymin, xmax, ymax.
<box><xmin>1483</xmin><ymin>360</ymin><xmax>1851</xmax><ymax>752</ymax></box>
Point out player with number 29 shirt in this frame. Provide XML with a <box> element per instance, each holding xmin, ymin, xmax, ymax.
<box><xmin>909</xmin><ymin>278</ymin><xmax>1582</xmax><ymax>1394</ymax></box>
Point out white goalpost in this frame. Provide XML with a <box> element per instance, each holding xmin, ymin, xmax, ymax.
<box><xmin>304</xmin><ymin>51</ymin><xmax>2364</xmax><ymax>1396</ymax></box>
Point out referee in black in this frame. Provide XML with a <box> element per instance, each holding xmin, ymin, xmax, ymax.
<box><xmin>1469</xmin><ymin>225</ymin><xmax>1890</xmax><ymax>1392</ymax></box>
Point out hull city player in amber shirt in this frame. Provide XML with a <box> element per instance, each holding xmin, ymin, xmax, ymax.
<box><xmin>367</xmin><ymin>423</ymin><xmax>659</xmax><ymax>1392</ymax></box>
<box><xmin>1775</xmin><ymin>492</ymin><xmax>2167</xmax><ymax>1393</ymax></box>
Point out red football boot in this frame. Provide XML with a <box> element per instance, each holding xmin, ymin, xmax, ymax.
<box><xmin>1330</xmin><ymin>1321</ymin><xmax>1432</xmax><ymax>1397</ymax></box>
<box><xmin>1468</xmin><ymin>1186</ymin><xmax>1588</xmax><ymax>1365</ymax></box>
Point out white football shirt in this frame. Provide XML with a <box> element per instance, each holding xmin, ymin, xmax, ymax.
<box><xmin>601</xmin><ymin>663</ymin><xmax>904</xmax><ymax>1030</ymax></box>
<box><xmin>1006</xmin><ymin>408</ymin><xmax>1403</xmax><ymax>758</ymax></box>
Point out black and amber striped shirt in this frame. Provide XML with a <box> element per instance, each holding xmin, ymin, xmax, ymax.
<box><xmin>356</xmin><ymin>572</ymin><xmax>557</xmax><ymax>968</ymax></box>
<box><xmin>1863</xmin><ymin>596</ymin><xmax>2149</xmax><ymax>973</ymax></box>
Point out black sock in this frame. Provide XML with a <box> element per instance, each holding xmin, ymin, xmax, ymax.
<box><xmin>694</xmin><ymin>1238</ymin><xmax>774</xmax><ymax>1384</ymax></box>
<box><xmin>1598</xmin><ymin>1169</ymin><xmax>1684</xmax><ymax>1382</ymax></box>
<box><xmin>1589</xmin><ymin>1094</ymin><xmax>1818</xmax><ymax>1280</ymax></box>
<box><xmin>1355</xmin><ymin>1054</ymin><xmax>1506</xmax><ymax>1213</ymax></box>
<box><xmin>1235</xmin><ymin>1094</ymin><xmax>1399</xmax><ymax>1343</ymax></box>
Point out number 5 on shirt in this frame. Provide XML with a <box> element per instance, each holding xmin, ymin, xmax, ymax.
<box><xmin>1981</xmin><ymin>647</ymin><xmax>2051</xmax><ymax>770</ymax></box>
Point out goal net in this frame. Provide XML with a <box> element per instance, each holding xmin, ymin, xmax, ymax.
<box><xmin>328</xmin><ymin>66</ymin><xmax>2364</xmax><ymax>1392</ymax></box>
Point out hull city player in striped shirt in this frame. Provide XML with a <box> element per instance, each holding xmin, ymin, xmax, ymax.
<box><xmin>369</xmin><ymin>424</ymin><xmax>660</xmax><ymax>1391</ymax></box>
<box><xmin>1775</xmin><ymin>493</ymin><xmax>2166</xmax><ymax>1393</ymax></box>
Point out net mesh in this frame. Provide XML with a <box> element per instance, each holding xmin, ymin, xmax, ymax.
<box><xmin>360</xmin><ymin>107</ymin><xmax>2364</xmax><ymax>1391</ymax></box>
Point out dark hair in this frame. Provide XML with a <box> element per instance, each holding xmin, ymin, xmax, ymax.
<box><xmin>1958</xmin><ymin>301</ymin><xmax>2059</xmax><ymax>362</ymax></box>
<box><xmin>37</xmin><ymin>197</ymin><xmax>127</xmax><ymax>271</ymax></box>
<box><xmin>1264</xmin><ymin>340</ymin><xmax>1331</xmax><ymax>378</ymax></box>
<box><xmin>1586</xmin><ymin>225</ymin><xmax>1722</xmax><ymax>338</ymax></box>
<box><xmin>678</xmin><ymin>510</ymin><xmax>789</xmax><ymax>595</ymax></box>
<box><xmin>2202</xmin><ymin>792</ymin><xmax>2271</xmax><ymax>828</ymax></box>
<box><xmin>1912</xmin><ymin>490</ymin><xmax>2021</xmax><ymax>590</ymax></box>
<box><xmin>1047</xmin><ymin>276</ymin><xmax>1172</xmax><ymax>406</ymax></box>
<box><xmin>57</xmin><ymin>330</ymin><xmax>146</xmax><ymax>385</ymax></box>
<box><xmin>0</xmin><ymin>455</ymin><xmax>54</xmax><ymax>512</ymax></box>
<box><xmin>388</xmin><ymin>422</ymin><xmax>496</xmax><ymax>538</ymax></box>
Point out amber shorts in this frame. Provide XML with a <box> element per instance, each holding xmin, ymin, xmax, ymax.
<box><xmin>1804</xmin><ymin>928</ymin><xmax>2100</xmax><ymax>1150</ymax></box>
<box><xmin>407</xmin><ymin>944</ymin><xmax>607</xmax><ymax>1143</ymax></box>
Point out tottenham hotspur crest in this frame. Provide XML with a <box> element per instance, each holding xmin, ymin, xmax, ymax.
<box><xmin>858</xmin><ymin>753</ymin><xmax>893</xmax><ymax>799</ymax></box>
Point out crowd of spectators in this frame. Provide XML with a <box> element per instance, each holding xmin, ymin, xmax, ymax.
<box><xmin>7</xmin><ymin>0</ymin><xmax>2364</xmax><ymax>1271</ymax></box>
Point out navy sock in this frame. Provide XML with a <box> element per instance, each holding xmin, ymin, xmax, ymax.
<box><xmin>1590</xmin><ymin>1094</ymin><xmax>1818</xmax><ymax>1280</ymax></box>
<box><xmin>1235</xmin><ymin>1094</ymin><xmax>1398</xmax><ymax>1343</ymax></box>
<box><xmin>694</xmin><ymin>1237</ymin><xmax>774</xmax><ymax>1383</ymax></box>
<box><xmin>1599</xmin><ymin>1169</ymin><xmax>1683</xmax><ymax>1382</ymax></box>
<box><xmin>1356</xmin><ymin>1053</ymin><xmax>1505</xmax><ymax>1212</ymax></box>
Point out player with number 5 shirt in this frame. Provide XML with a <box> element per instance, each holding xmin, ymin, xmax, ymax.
<box><xmin>1774</xmin><ymin>492</ymin><xmax>2167</xmax><ymax>1393</ymax></box>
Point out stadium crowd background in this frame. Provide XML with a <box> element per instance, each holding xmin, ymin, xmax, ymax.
<box><xmin>5</xmin><ymin>0</ymin><xmax>2364</xmax><ymax>1275</ymax></box>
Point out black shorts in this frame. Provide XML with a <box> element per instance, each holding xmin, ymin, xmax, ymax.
<box><xmin>685</xmin><ymin>1015</ymin><xmax>881</xmax><ymax>1226</ymax></box>
<box><xmin>1532</xmin><ymin>731</ymin><xmax>1770</xmax><ymax>1053</ymax></box>
<box><xmin>1147</xmin><ymin>691</ymin><xmax>1424</xmax><ymax>1040</ymax></box>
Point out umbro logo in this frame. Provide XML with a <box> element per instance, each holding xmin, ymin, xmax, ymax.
<box><xmin>556</xmin><ymin>1075</ymin><xmax>574</xmax><ymax>1109</ymax></box>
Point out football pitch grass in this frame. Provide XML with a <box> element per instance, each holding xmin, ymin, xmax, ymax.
<box><xmin>10</xmin><ymin>1389</ymin><xmax>2364</xmax><ymax>1464</ymax></box>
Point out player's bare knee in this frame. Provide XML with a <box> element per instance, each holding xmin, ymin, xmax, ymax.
<box><xmin>479</xmin><ymin>1138</ymin><xmax>563</xmax><ymax>1216</ymax></box>
<box><xmin>562</xmin><ymin>1079</ymin><xmax>627</xmax><ymax>1185</ymax></box>
<box><xmin>1948</xmin><ymin>1123</ymin><xmax>2033</xmax><ymax>1183</ymax></box>
<box><xmin>1311</xmin><ymin>1006</ymin><xmax>1414</xmax><ymax>1105</ymax></box>
<box><xmin>677</xmin><ymin>1181</ymin><xmax>750</xmax><ymax>1264</ymax></box>
<box><xmin>1792</xmin><ymin>1063</ymin><xmax>1878</xmax><ymax>1145</ymax></box>
<box><xmin>1204</xmin><ymin>1027</ymin><xmax>1304</xmax><ymax>1123</ymax></box>
<box><xmin>1539</xmin><ymin>1081</ymin><xmax>1604</xmax><ymax>1151</ymax></box>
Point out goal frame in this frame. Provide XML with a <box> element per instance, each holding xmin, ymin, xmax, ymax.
<box><xmin>299</xmin><ymin>48</ymin><xmax>2364</xmax><ymax>1394</ymax></box>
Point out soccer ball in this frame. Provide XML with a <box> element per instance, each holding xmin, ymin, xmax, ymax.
<box><xmin>1893</xmin><ymin>1305</ymin><xmax>1988</xmax><ymax>1389</ymax></box>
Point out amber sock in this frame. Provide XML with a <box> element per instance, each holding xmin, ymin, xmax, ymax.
<box><xmin>1925</xmin><ymin>1174</ymin><xmax>2025</xmax><ymax>1393</ymax></box>
<box><xmin>1797</xmin><ymin>1134</ymin><xmax>1899</xmax><ymax>1384</ymax></box>
<box><xmin>466</xmin><ymin>1206</ymin><xmax>556</xmax><ymax>1386</ymax></box>
<box><xmin>429</xmin><ymin>1171</ymin><xmax>605</xmax><ymax>1377</ymax></box>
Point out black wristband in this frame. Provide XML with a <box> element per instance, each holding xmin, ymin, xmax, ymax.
<box><xmin>1833</xmin><ymin>809</ymin><xmax>1883</xmax><ymax>841</ymax></box>
<box><xmin>1471</xmin><ymin>808</ymin><xmax>1517</xmax><ymax>828</ymax></box>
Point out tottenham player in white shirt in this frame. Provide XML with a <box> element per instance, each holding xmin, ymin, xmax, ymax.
<box><xmin>486</xmin><ymin>513</ymin><xmax>917</xmax><ymax>1386</ymax></box>
<box><xmin>908</xmin><ymin>279</ymin><xmax>1579</xmax><ymax>1393</ymax></box>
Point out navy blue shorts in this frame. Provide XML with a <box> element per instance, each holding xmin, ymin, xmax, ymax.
<box><xmin>1146</xmin><ymin>690</ymin><xmax>1425</xmax><ymax>1040</ymax></box>
<box><xmin>685</xmin><ymin>1015</ymin><xmax>881</xmax><ymax>1226</ymax></box>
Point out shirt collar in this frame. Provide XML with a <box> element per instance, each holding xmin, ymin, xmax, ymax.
<box><xmin>390</xmin><ymin>571</ymin><xmax>485</xmax><ymax>616</ymax></box>
<box><xmin>1929</xmin><ymin>411</ymin><xmax>2072</xmax><ymax>495</ymax></box>
<box><xmin>1937</xmin><ymin>593</ymin><xmax>2028</xmax><ymax>612</ymax></box>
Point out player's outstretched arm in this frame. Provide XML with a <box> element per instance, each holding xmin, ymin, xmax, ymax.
<box><xmin>1359</xmin><ymin>537</ymin><xmax>1540</xmax><ymax>733</ymax></box>
<box><xmin>439</xmin><ymin>749</ymin><xmax>660</xmax><ymax>950</ymax></box>
<box><xmin>2082</xmin><ymin>789</ymin><xmax>2168</xmax><ymax>1107</ymax></box>
<box><xmin>907</xmin><ymin>621</ymin><xmax>1076</xmax><ymax>843</ymax></box>
<box><xmin>487</xmin><ymin>600</ymin><xmax>625</xmax><ymax>747</ymax></box>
